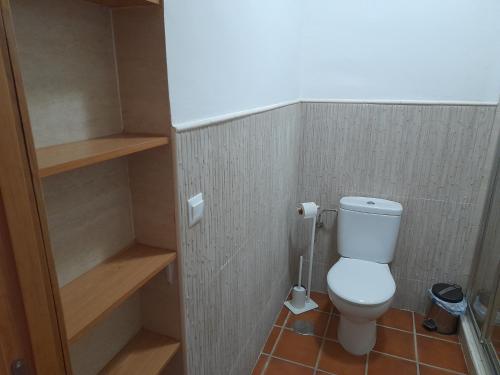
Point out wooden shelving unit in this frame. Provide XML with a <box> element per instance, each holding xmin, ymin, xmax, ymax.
<box><xmin>99</xmin><ymin>329</ymin><xmax>180</xmax><ymax>375</ymax></box>
<box><xmin>61</xmin><ymin>244</ymin><xmax>176</xmax><ymax>343</ymax></box>
<box><xmin>8</xmin><ymin>0</ymin><xmax>184</xmax><ymax>373</ymax></box>
<box><xmin>85</xmin><ymin>0</ymin><xmax>160</xmax><ymax>7</ymax></box>
<box><xmin>36</xmin><ymin>134</ymin><xmax>169</xmax><ymax>177</ymax></box>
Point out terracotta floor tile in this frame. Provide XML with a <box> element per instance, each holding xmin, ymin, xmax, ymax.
<box><xmin>374</xmin><ymin>326</ymin><xmax>415</xmax><ymax>360</ymax></box>
<box><xmin>263</xmin><ymin>327</ymin><xmax>281</xmax><ymax>354</ymax></box>
<box><xmin>286</xmin><ymin>310</ymin><xmax>329</xmax><ymax>336</ymax></box>
<box><xmin>274</xmin><ymin>330</ymin><xmax>322</xmax><ymax>367</ymax></box>
<box><xmin>417</xmin><ymin>335</ymin><xmax>468</xmax><ymax>374</ymax></box>
<box><xmin>378</xmin><ymin>308</ymin><xmax>413</xmax><ymax>332</ymax></box>
<box><xmin>275</xmin><ymin>307</ymin><xmax>289</xmax><ymax>327</ymax></box>
<box><xmin>265</xmin><ymin>358</ymin><xmax>314</xmax><ymax>375</ymax></box>
<box><xmin>252</xmin><ymin>355</ymin><xmax>268</xmax><ymax>375</ymax></box>
<box><xmin>325</xmin><ymin>314</ymin><xmax>339</xmax><ymax>341</ymax></box>
<box><xmin>368</xmin><ymin>352</ymin><xmax>417</xmax><ymax>375</ymax></box>
<box><xmin>414</xmin><ymin>313</ymin><xmax>459</xmax><ymax>342</ymax></box>
<box><xmin>318</xmin><ymin>340</ymin><xmax>366</xmax><ymax>375</ymax></box>
<box><xmin>419</xmin><ymin>364</ymin><xmax>467</xmax><ymax>375</ymax></box>
<box><xmin>311</xmin><ymin>291</ymin><xmax>333</xmax><ymax>313</ymax></box>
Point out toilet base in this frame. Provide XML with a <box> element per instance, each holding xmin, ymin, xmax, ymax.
<box><xmin>338</xmin><ymin>315</ymin><xmax>376</xmax><ymax>355</ymax></box>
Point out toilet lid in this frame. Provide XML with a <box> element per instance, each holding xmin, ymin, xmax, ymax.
<box><xmin>327</xmin><ymin>257</ymin><xmax>395</xmax><ymax>305</ymax></box>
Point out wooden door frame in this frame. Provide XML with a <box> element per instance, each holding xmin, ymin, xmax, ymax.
<box><xmin>0</xmin><ymin>3</ymin><xmax>68</xmax><ymax>374</ymax></box>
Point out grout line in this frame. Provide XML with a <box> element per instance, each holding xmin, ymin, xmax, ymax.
<box><xmin>416</xmin><ymin>332</ymin><xmax>461</xmax><ymax>344</ymax></box>
<box><xmin>260</xmin><ymin>307</ymin><xmax>291</xmax><ymax>374</ymax></box>
<box><xmin>371</xmin><ymin>350</ymin><xmax>467</xmax><ymax>374</ymax></box>
<box><xmin>377</xmin><ymin>323</ymin><xmax>414</xmax><ymax>334</ymax></box>
<box><xmin>260</xmin><ymin>299</ymin><xmax>467</xmax><ymax>375</ymax></box>
<box><xmin>412</xmin><ymin>312</ymin><xmax>421</xmax><ymax>375</ymax></box>
<box><xmin>377</xmin><ymin>322</ymin><xmax>460</xmax><ymax>344</ymax></box>
<box><xmin>418</xmin><ymin>362</ymin><xmax>468</xmax><ymax>375</ymax></box>
<box><xmin>312</xmin><ymin>310</ymin><xmax>332</xmax><ymax>374</ymax></box>
<box><xmin>371</xmin><ymin>350</ymin><xmax>416</xmax><ymax>363</ymax></box>
<box><xmin>270</xmin><ymin>355</ymin><xmax>317</xmax><ymax>370</ymax></box>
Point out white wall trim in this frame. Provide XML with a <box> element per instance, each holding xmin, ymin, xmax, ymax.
<box><xmin>172</xmin><ymin>98</ymin><xmax>498</xmax><ymax>132</ymax></box>
<box><xmin>300</xmin><ymin>98</ymin><xmax>499</xmax><ymax>106</ymax></box>
<box><xmin>173</xmin><ymin>100</ymin><xmax>300</xmax><ymax>132</ymax></box>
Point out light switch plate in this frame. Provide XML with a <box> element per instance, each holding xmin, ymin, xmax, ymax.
<box><xmin>188</xmin><ymin>193</ymin><xmax>204</xmax><ymax>227</ymax></box>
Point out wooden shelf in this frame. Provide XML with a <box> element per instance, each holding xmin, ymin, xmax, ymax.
<box><xmin>61</xmin><ymin>243</ymin><xmax>176</xmax><ymax>343</ymax></box>
<box><xmin>99</xmin><ymin>329</ymin><xmax>180</xmax><ymax>374</ymax></box>
<box><xmin>36</xmin><ymin>134</ymin><xmax>169</xmax><ymax>177</ymax></box>
<box><xmin>84</xmin><ymin>0</ymin><xmax>160</xmax><ymax>7</ymax></box>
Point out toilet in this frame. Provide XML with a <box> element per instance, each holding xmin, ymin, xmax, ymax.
<box><xmin>327</xmin><ymin>196</ymin><xmax>403</xmax><ymax>355</ymax></box>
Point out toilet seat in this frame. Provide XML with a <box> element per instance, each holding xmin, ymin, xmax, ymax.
<box><xmin>327</xmin><ymin>257</ymin><xmax>395</xmax><ymax>305</ymax></box>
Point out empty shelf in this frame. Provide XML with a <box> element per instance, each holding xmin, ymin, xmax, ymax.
<box><xmin>100</xmin><ymin>329</ymin><xmax>180</xmax><ymax>375</ymax></box>
<box><xmin>84</xmin><ymin>0</ymin><xmax>160</xmax><ymax>7</ymax></box>
<box><xmin>37</xmin><ymin>134</ymin><xmax>169</xmax><ymax>177</ymax></box>
<box><xmin>61</xmin><ymin>243</ymin><xmax>176</xmax><ymax>343</ymax></box>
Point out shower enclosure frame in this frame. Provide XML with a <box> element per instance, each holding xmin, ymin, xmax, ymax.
<box><xmin>466</xmin><ymin>125</ymin><xmax>500</xmax><ymax>374</ymax></box>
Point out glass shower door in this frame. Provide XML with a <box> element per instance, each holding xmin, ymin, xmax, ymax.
<box><xmin>469</xmin><ymin>136</ymin><xmax>500</xmax><ymax>373</ymax></box>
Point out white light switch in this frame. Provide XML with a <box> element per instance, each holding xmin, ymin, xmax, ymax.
<box><xmin>188</xmin><ymin>193</ymin><xmax>204</xmax><ymax>227</ymax></box>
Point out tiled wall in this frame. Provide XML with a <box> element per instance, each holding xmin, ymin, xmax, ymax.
<box><xmin>298</xmin><ymin>102</ymin><xmax>499</xmax><ymax>313</ymax></box>
<box><xmin>174</xmin><ymin>104</ymin><xmax>302</xmax><ymax>374</ymax></box>
<box><xmin>174</xmin><ymin>101</ymin><xmax>499</xmax><ymax>374</ymax></box>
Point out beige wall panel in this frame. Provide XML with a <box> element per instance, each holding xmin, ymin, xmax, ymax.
<box><xmin>112</xmin><ymin>4</ymin><xmax>176</xmax><ymax>251</ymax></box>
<box><xmin>299</xmin><ymin>102</ymin><xmax>497</xmax><ymax>313</ymax></box>
<box><xmin>11</xmin><ymin>0</ymin><xmax>123</xmax><ymax>148</ymax></box>
<box><xmin>42</xmin><ymin>159</ymin><xmax>135</xmax><ymax>287</ymax></box>
<box><xmin>69</xmin><ymin>294</ymin><xmax>142</xmax><ymax>375</ymax></box>
<box><xmin>175</xmin><ymin>104</ymin><xmax>302</xmax><ymax>374</ymax></box>
<box><xmin>112</xmin><ymin>6</ymin><xmax>170</xmax><ymax>136</ymax></box>
<box><xmin>141</xmin><ymin>268</ymin><xmax>182</xmax><ymax>340</ymax></box>
<box><xmin>128</xmin><ymin>149</ymin><xmax>177</xmax><ymax>250</ymax></box>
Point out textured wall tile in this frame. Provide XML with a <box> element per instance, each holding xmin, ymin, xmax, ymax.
<box><xmin>300</xmin><ymin>103</ymin><xmax>495</xmax><ymax>204</ymax></box>
<box><xmin>176</xmin><ymin>101</ymin><xmax>498</xmax><ymax>375</ymax></box>
<box><xmin>299</xmin><ymin>102</ymin><xmax>498</xmax><ymax>314</ymax></box>
<box><xmin>392</xmin><ymin>198</ymin><xmax>480</xmax><ymax>283</ymax></box>
<box><xmin>175</xmin><ymin>104</ymin><xmax>301</xmax><ymax>375</ymax></box>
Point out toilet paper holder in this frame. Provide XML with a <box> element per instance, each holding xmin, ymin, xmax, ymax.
<box><xmin>316</xmin><ymin>207</ymin><xmax>338</xmax><ymax>228</ymax></box>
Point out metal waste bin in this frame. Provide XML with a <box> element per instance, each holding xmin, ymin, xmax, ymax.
<box><xmin>423</xmin><ymin>283</ymin><xmax>463</xmax><ymax>335</ymax></box>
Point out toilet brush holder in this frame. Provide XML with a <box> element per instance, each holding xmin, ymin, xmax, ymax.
<box><xmin>291</xmin><ymin>285</ymin><xmax>306</xmax><ymax>309</ymax></box>
<box><xmin>285</xmin><ymin>287</ymin><xmax>318</xmax><ymax>315</ymax></box>
<box><xmin>285</xmin><ymin>254</ymin><xmax>318</xmax><ymax>315</ymax></box>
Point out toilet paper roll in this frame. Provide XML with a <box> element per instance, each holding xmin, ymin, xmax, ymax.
<box><xmin>297</xmin><ymin>202</ymin><xmax>319</xmax><ymax>219</ymax></box>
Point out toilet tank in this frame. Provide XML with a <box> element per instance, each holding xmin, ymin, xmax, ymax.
<box><xmin>338</xmin><ymin>197</ymin><xmax>403</xmax><ymax>263</ymax></box>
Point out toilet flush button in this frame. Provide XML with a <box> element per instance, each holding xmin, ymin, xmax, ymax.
<box><xmin>188</xmin><ymin>193</ymin><xmax>204</xmax><ymax>227</ymax></box>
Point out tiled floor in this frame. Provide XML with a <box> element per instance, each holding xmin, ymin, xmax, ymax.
<box><xmin>253</xmin><ymin>291</ymin><xmax>469</xmax><ymax>375</ymax></box>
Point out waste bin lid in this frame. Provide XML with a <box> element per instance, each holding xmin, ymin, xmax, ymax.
<box><xmin>431</xmin><ymin>283</ymin><xmax>463</xmax><ymax>303</ymax></box>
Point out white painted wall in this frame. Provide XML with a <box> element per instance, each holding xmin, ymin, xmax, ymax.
<box><xmin>164</xmin><ymin>0</ymin><xmax>300</xmax><ymax>125</ymax></box>
<box><xmin>164</xmin><ymin>0</ymin><xmax>500</xmax><ymax>125</ymax></box>
<box><xmin>300</xmin><ymin>0</ymin><xmax>500</xmax><ymax>102</ymax></box>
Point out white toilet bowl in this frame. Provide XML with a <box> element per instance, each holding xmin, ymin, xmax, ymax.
<box><xmin>327</xmin><ymin>257</ymin><xmax>396</xmax><ymax>355</ymax></box>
